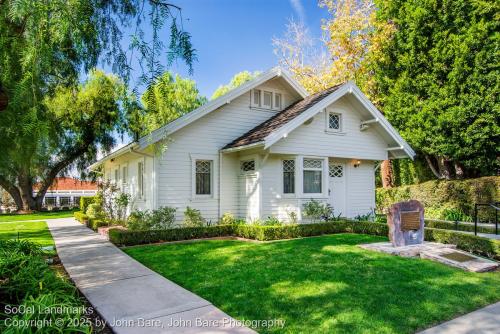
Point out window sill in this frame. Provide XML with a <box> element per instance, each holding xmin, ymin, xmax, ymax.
<box><xmin>250</xmin><ymin>106</ymin><xmax>280</xmax><ymax>112</ymax></box>
<box><xmin>191</xmin><ymin>196</ymin><xmax>216</xmax><ymax>202</ymax></box>
<box><xmin>325</xmin><ymin>130</ymin><xmax>346</xmax><ymax>136</ymax></box>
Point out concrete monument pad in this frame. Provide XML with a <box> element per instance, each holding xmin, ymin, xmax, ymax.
<box><xmin>420</xmin><ymin>248</ymin><xmax>499</xmax><ymax>272</ymax></box>
<box><xmin>360</xmin><ymin>242</ymin><xmax>499</xmax><ymax>272</ymax></box>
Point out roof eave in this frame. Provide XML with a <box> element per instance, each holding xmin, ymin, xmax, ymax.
<box><xmin>88</xmin><ymin>142</ymin><xmax>139</xmax><ymax>171</ymax></box>
<box><xmin>220</xmin><ymin>142</ymin><xmax>265</xmax><ymax>153</ymax></box>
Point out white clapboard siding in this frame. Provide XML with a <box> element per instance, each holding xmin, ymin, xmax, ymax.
<box><xmin>156</xmin><ymin>79</ymin><xmax>301</xmax><ymax>222</ymax></box>
<box><xmin>345</xmin><ymin>161</ymin><xmax>376</xmax><ymax>217</ymax></box>
<box><xmin>270</xmin><ymin>97</ymin><xmax>388</xmax><ymax>161</ymax></box>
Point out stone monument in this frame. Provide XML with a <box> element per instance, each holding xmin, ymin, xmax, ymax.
<box><xmin>387</xmin><ymin>200</ymin><xmax>424</xmax><ymax>247</ymax></box>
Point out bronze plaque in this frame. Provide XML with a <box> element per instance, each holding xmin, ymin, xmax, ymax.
<box><xmin>400</xmin><ymin>211</ymin><xmax>421</xmax><ymax>231</ymax></box>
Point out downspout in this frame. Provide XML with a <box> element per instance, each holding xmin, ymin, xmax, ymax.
<box><xmin>218</xmin><ymin>152</ymin><xmax>222</xmax><ymax>221</ymax></box>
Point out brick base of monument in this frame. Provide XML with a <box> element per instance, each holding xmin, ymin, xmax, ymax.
<box><xmin>360</xmin><ymin>242</ymin><xmax>499</xmax><ymax>272</ymax></box>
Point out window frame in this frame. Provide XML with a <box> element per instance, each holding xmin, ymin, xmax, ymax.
<box><xmin>328</xmin><ymin>112</ymin><xmax>342</xmax><ymax>131</ymax></box>
<box><xmin>302</xmin><ymin>158</ymin><xmax>324</xmax><ymax>195</ymax></box>
<box><xmin>191</xmin><ymin>154</ymin><xmax>218</xmax><ymax>200</ymax></box>
<box><xmin>240</xmin><ymin>159</ymin><xmax>256</xmax><ymax>174</ymax></box>
<box><xmin>282</xmin><ymin>159</ymin><xmax>296</xmax><ymax>195</ymax></box>
<box><xmin>262</xmin><ymin>90</ymin><xmax>273</xmax><ymax>109</ymax></box>
<box><xmin>250</xmin><ymin>88</ymin><xmax>284</xmax><ymax>111</ymax></box>
<box><xmin>138</xmin><ymin>161</ymin><xmax>145</xmax><ymax>199</ymax></box>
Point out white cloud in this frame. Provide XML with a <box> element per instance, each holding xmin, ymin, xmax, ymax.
<box><xmin>289</xmin><ymin>0</ymin><xmax>306</xmax><ymax>23</ymax></box>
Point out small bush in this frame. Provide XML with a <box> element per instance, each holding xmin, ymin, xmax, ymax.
<box><xmin>303</xmin><ymin>199</ymin><xmax>334</xmax><ymax>222</ymax></box>
<box><xmin>87</xmin><ymin>218</ymin><xmax>107</xmax><ymax>231</ymax></box>
<box><xmin>127</xmin><ymin>207</ymin><xmax>177</xmax><ymax>231</ymax></box>
<box><xmin>79</xmin><ymin>196</ymin><xmax>96</xmax><ymax>213</ymax></box>
<box><xmin>261</xmin><ymin>216</ymin><xmax>283</xmax><ymax>226</ymax></box>
<box><xmin>86</xmin><ymin>203</ymin><xmax>105</xmax><ymax>220</ymax></box>
<box><xmin>287</xmin><ymin>211</ymin><xmax>299</xmax><ymax>224</ymax></box>
<box><xmin>183</xmin><ymin>207</ymin><xmax>205</xmax><ymax>227</ymax></box>
<box><xmin>73</xmin><ymin>211</ymin><xmax>88</xmax><ymax>223</ymax></box>
<box><xmin>220</xmin><ymin>212</ymin><xmax>235</xmax><ymax>225</ymax></box>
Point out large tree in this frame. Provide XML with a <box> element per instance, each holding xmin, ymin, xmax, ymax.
<box><xmin>211</xmin><ymin>71</ymin><xmax>261</xmax><ymax>99</ymax></box>
<box><xmin>135</xmin><ymin>71</ymin><xmax>207</xmax><ymax>136</ymax></box>
<box><xmin>0</xmin><ymin>0</ymin><xmax>195</xmax><ymax>211</ymax></box>
<box><xmin>372</xmin><ymin>0</ymin><xmax>500</xmax><ymax>179</ymax></box>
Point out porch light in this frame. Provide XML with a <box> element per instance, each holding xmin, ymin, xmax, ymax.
<box><xmin>354</xmin><ymin>160</ymin><xmax>361</xmax><ymax>168</ymax></box>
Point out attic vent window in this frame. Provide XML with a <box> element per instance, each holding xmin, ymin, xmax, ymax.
<box><xmin>251</xmin><ymin>89</ymin><xmax>283</xmax><ymax>111</ymax></box>
<box><xmin>241</xmin><ymin>160</ymin><xmax>255</xmax><ymax>172</ymax></box>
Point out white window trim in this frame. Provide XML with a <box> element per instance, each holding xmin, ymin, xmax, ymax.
<box><xmin>281</xmin><ymin>157</ymin><xmax>297</xmax><ymax>198</ymax></box>
<box><xmin>250</xmin><ymin>88</ymin><xmax>284</xmax><ymax>111</ymax></box>
<box><xmin>325</xmin><ymin>110</ymin><xmax>346</xmax><ymax>135</ymax></box>
<box><xmin>137</xmin><ymin>159</ymin><xmax>145</xmax><ymax>200</ymax></box>
<box><xmin>191</xmin><ymin>154</ymin><xmax>218</xmax><ymax>200</ymax></box>
<box><xmin>298</xmin><ymin>156</ymin><xmax>328</xmax><ymax>198</ymax></box>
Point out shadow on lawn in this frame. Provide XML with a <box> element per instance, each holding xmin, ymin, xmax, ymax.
<box><xmin>126</xmin><ymin>234</ymin><xmax>500</xmax><ymax>334</ymax></box>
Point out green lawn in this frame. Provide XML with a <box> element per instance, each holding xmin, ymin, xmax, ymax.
<box><xmin>125</xmin><ymin>234</ymin><xmax>500</xmax><ymax>334</ymax></box>
<box><xmin>0</xmin><ymin>221</ymin><xmax>54</xmax><ymax>247</ymax></box>
<box><xmin>0</xmin><ymin>209</ymin><xmax>77</xmax><ymax>222</ymax></box>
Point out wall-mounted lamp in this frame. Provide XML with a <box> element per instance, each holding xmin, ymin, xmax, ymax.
<box><xmin>353</xmin><ymin>160</ymin><xmax>361</xmax><ymax>168</ymax></box>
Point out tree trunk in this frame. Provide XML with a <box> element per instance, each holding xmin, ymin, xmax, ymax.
<box><xmin>424</xmin><ymin>155</ymin><xmax>445</xmax><ymax>179</ymax></box>
<box><xmin>380</xmin><ymin>160</ymin><xmax>394</xmax><ymax>188</ymax></box>
<box><xmin>436</xmin><ymin>156</ymin><xmax>452</xmax><ymax>180</ymax></box>
<box><xmin>454</xmin><ymin>162</ymin><xmax>465</xmax><ymax>179</ymax></box>
<box><xmin>0</xmin><ymin>175</ymin><xmax>24</xmax><ymax>211</ymax></box>
<box><xmin>18</xmin><ymin>173</ymin><xmax>36</xmax><ymax>212</ymax></box>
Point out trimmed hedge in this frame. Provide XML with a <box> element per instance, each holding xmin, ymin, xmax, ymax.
<box><xmin>376</xmin><ymin>176</ymin><xmax>499</xmax><ymax>221</ymax></box>
<box><xmin>73</xmin><ymin>211</ymin><xmax>88</xmax><ymax>223</ymax></box>
<box><xmin>109</xmin><ymin>220</ymin><xmax>388</xmax><ymax>246</ymax></box>
<box><xmin>87</xmin><ymin>218</ymin><xmax>107</xmax><ymax>231</ymax></box>
<box><xmin>425</xmin><ymin>219</ymin><xmax>497</xmax><ymax>235</ymax></box>
<box><xmin>79</xmin><ymin>196</ymin><xmax>96</xmax><ymax>213</ymax></box>
<box><xmin>109</xmin><ymin>225</ymin><xmax>234</xmax><ymax>246</ymax></box>
<box><xmin>424</xmin><ymin>228</ymin><xmax>500</xmax><ymax>260</ymax></box>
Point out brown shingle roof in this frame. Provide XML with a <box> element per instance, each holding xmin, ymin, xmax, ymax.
<box><xmin>223</xmin><ymin>84</ymin><xmax>343</xmax><ymax>150</ymax></box>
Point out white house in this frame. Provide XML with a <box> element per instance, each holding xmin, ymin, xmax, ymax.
<box><xmin>90</xmin><ymin>68</ymin><xmax>415</xmax><ymax>223</ymax></box>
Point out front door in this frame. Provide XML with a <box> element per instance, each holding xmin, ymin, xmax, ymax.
<box><xmin>328</xmin><ymin>162</ymin><xmax>346</xmax><ymax>217</ymax></box>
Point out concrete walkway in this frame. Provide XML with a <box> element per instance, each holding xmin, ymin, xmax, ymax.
<box><xmin>419</xmin><ymin>301</ymin><xmax>500</xmax><ymax>334</ymax></box>
<box><xmin>46</xmin><ymin>218</ymin><xmax>255</xmax><ymax>334</ymax></box>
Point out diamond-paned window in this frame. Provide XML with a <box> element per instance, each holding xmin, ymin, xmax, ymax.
<box><xmin>240</xmin><ymin>160</ymin><xmax>255</xmax><ymax>172</ymax></box>
<box><xmin>329</xmin><ymin>164</ymin><xmax>343</xmax><ymax>178</ymax></box>
<box><xmin>283</xmin><ymin>159</ymin><xmax>295</xmax><ymax>194</ymax></box>
<box><xmin>195</xmin><ymin>160</ymin><xmax>212</xmax><ymax>195</ymax></box>
<box><xmin>303</xmin><ymin>159</ymin><xmax>322</xmax><ymax>169</ymax></box>
<box><xmin>328</xmin><ymin>113</ymin><xmax>341</xmax><ymax>130</ymax></box>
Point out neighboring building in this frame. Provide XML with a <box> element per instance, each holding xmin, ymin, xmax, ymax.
<box><xmin>33</xmin><ymin>177</ymin><xmax>98</xmax><ymax>208</ymax></box>
<box><xmin>90</xmin><ymin>68</ymin><xmax>414</xmax><ymax>222</ymax></box>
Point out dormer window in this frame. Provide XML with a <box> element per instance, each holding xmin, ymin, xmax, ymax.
<box><xmin>251</xmin><ymin>89</ymin><xmax>283</xmax><ymax>111</ymax></box>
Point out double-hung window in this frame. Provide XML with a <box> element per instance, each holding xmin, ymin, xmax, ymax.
<box><xmin>114</xmin><ymin>169</ymin><xmax>119</xmax><ymax>184</ymax></box>
<box><xmin>195</xmin><ymin>160</ymin><xmax>212</xmax><ymax>195</ymax></box>
<box><xmin>122</xmin><ymin>166</ymin><xmax>128</xmax><ymax>187</ymax></box>
<box><xmin>251</xmin><ymin>89</ymin><xmax>283</xmax><ymax>111</ymax></box>
<box><xmin>303</xmin><ymin>159</ymin><xmax>323</xmax><ymax>194</ymax></box>
<box><xmin>283</xmin><ymin>159</ymin><xmax>295</xmax><ymax>194</ymax></box>
<box><xmin>138</xmin><ymin>162</ymin><xmax>144</xmax><ymax>198</ymax></box>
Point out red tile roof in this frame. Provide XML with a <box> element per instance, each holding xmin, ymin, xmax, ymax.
<box><xmin>34</xmin><ymin>177</ymin><xmax>98</xmax><ymax>191</ymax></box>
<box><xmin>223</xmin><ymin>84</ymin><xmax>343</xmax><ymax>150</ymax></box>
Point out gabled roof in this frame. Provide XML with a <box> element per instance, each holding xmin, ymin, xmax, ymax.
<box><xmin>136</xmin><ymin>67</ymin><xmax>308</xmax><ymax>150</ymax></box>
<box><xmin>223</xmin><ymin>84</ymin><xmax>343</xmax><ymax>150</ymax></box>
<box><xmin>221</xmin><ymin>81</ymin><xmax>416</xmax><ymax>159</ymax></box>
<box><xmin>90</xmin><ymin>67</ymin><xmax>307</xmax><ymax>170</ymax></box>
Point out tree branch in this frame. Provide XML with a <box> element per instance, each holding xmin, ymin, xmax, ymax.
<box><xmin>424</xmin><ymin>155</ymin><xmax>443</xmax><ymax>179</ymax></box>
<box><xmin>0</xmin><ymin>174</ymin><xmax>23</xmax><ymax>210</ymax></box>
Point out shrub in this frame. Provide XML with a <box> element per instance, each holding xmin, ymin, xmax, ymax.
<box><xmin>127</xmin><ymin>207</ymin><xmax>177</xmax><ymax>231</ymax></box>
<box><xmin>303</xmin><ymin>199</ymin><xmax>334</xmax><ymax>222</ymax></box>
<box><xmin>109</xmin><ymin>225</ymin><xmax>234</xmax><ymax>246</ymax></box>
<box><xmin>79</xmin><ymin>196</ymin><xmax>96</xmax><ymax>213</ymax></box>
<box><xmin>287</xmin><ymin>211</ymin><xmax>299</xmax><ymax>224</ymax></box>
<box><xmin>376</xmin><ymin>176</ymin><xmax>499</xmax><ymax>221</ymax></box>
<box><xmin>86</xmin><ymin>203</ymin><xmax>105</xmax><ymax>220</ymax></box>
<box><xmin>354</xmin><ymin>211</ymin><xmax>375</xmax><ymax>222</ymax></box>
<box><xmin>183</xmin><ymin>206</ymin><xmax>205</xmax><ymax>227</ymax></box>
<box><xmin>73</xmin><ymin>211</ymin><xmax>88</xmax><ymax>223</ymax></box>
<box><xmin>425</xmin><ymin>219</ymin><xmax>496</xmax><ymax>234</ymax></box>
<box><xmin>220</xmin><ymin>212</ymin><xmax>236</xmax><ymax>225</ymax></box>
<box><xmin>261</xmin><ymin>216</ymin><xmax>283</xmax><ymax>226</ymax></box>
<box><xmin>87</xmin><ymin>218</ymin><xmax>107</xmax><ymax>231</ymax></box>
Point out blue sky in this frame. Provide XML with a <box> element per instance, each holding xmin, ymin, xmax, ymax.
<box><xmin>141</xmin><ymin>0</ymin><xmax>328</xmax><ymax>97</ymax></box>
